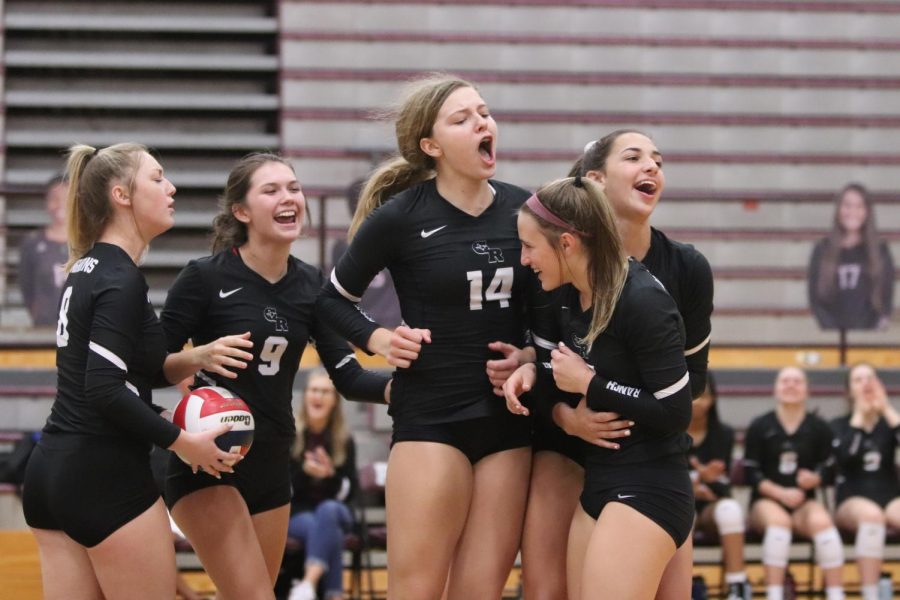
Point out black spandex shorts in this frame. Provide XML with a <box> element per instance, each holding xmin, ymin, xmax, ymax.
<box><xmin>580</xmin><ymin>453</ymin><xmax>694</xmax><ymax>547</ymax></box>
<box><xmin>836</xmin><ymin>483</ymin><xmax>900</xmax><ymax>510</ymax></box>
<box><xmin>392</xmin><ymin>411</ymin><xmax>531</xmax><ymax>465</ymax></box>
<box><xmin>531</xmin><ymin>414</ymin><xmax>585</xmax><ymax>467</ymax></box>
<box><xmin>23</xmin><ymin>433</ymin><xmax>160</xmax><ymax>548</ymax></box>
<box><xmin>165</xmin><ymin>438</ymin><xmax>291</xmax><ymax>515</ymax></box>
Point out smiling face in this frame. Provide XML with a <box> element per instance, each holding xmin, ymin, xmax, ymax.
<box><xmin>586</xmin><ymin>132</ymin><xmax>664</xmax><ymax>224</ymax></box>
<box><xmin>303</xmin><ymin>373</ymin><xmax>338</xmax><ymax>427</ymax></box>
<box><xmin>774</xmin><ymin>366</ymin><xmax>808</xmax><ymax>406</ymax></box>
<box><xmin>518</xmin><ymin>211</ymin><xmax>567</xmax><ymax>291</ymax></box>
<box><xmin>129</xmin><ymin>152</ymin><xmax>176</xmax><ymax>240</ymax></box>
<box><xmin>837</xmin><ymin>187</ymin><xmax>868</xmax><ymax>234</ymax></box>
<box><xmin>421</xmin><ymin>86</ymin><xmax>498</xmax><ymax>182</ymax></box>
<box><xmin>233</xmin><ymin>161</ymin><xmax>305</xmax><ymax>245</ymax></box>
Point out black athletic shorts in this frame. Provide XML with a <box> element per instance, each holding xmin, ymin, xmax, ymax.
<box><xmin>836</xmin><ymin>482</ymin><xmax>900</xmax><ymax>510</ymax></box>
<box><xmin>165</xmin><ymin>438</ymin><xmax>292</xmax><ymax>515</ymax></box>
<box><xmin>580</xmin><ymin>453</ymin><xmax>694</xmax><ymax>547</ymax></box>
<box><xmin>23</xmin><ymin>432</ymin><xmax>160</xmax><ymax>548</ymax></box>
<box><xmin>392</xmin><ymin>411</ymin><xmax>532</xmax><ymax>465</ymax></box>
<box><xmin>531</xmin><ymin>414</ymin><xmax>585</xmax><ymax>467</ymax></box>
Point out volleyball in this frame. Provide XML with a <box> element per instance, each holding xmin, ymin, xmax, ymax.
<box><xmin>172</xmin><ymin>386</ymin><xmax>254</xmax><ymax>463</ymax></box>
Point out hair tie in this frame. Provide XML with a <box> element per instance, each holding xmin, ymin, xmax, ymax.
<box><xmin>583</xmin><ymin>140</ymin><xmax>597</xmax><ymax>154</ymax></box>
<box><xmin>90</xmin><ymin>147</ymin><xmax>101</xmax><ymax>159</ymax></box>
<box><xmin>573</xmin><ymin>175</ymin><xmax>583</xmax><ymax>188</ymax></box>
<box><xmin>525</xmin><ymin>194</ymin><xmax>590</xmax><ymax>237</ymax></box>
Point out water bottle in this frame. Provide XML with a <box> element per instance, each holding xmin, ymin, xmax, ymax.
<box><xmin>878</xmin><ymin>571</ymin><xmax>893</xmax><ymax>600</ymax></box>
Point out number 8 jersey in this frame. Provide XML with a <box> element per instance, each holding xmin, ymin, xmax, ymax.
<box><xmin>161</xmin><ymin>248</ymin><xmax>387</xmax><ymax>441</ymax></box>
<box><xmin>318</xmin><ymin>179</ymin><xmax>535</xmax><ymax>425</ymax></box>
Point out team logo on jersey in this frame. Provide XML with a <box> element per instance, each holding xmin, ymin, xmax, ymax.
<box><xmin>570</xmin><ymin>334</ymin><xmax>589</xmax><ymax>358</ymax></box>
<box><xmin>263</xmin><ymin>307</ymin><xmax>288</xmax><ymax>332</ymax></box>
<box><xmin>472</xmin><ymin>240</ymin><xmax>504</xmax><ymax>264</ymax></box>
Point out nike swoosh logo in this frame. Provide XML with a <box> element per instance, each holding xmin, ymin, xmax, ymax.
<box><xmin>617</xmin><ymin>493</ymin><xmax>635</xmax><ymax>500</ymax></box>
<box><xmin>219</xmin><ymin>287</ymin><xmax>243</xmax><ymax>298</ymax></box>
<box><xmin>421</xmin><ymin>225</ymin><xmax>447</xmax><ymax>238</ymax></box>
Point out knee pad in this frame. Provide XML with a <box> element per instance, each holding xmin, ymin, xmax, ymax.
<box><xmin>814</xmin><ymin>527</ymin><xmax>844</xmax><ymax>570</ymax></box>
<box><xmin>762</xmin><ymin>525</ymin><xmax>792</xmax><ymax>568</ymax></box>
<box><xmin>855</xmin><ymin>521</ymin><xmax>886</xmax><ymax>559</ymax></box>
<box><xmin>713</xmin><ymin>498</ymin><xmax>745</xmax><ymax>536</ymax></box>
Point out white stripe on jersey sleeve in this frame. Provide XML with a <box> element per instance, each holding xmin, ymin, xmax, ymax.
<box><xmin>196</xmin><ymin>371</ymin><xmax>216</xmax><ymax>386</ymax></box>
<box><xmin>330</xmin><ymin>269</ymin><xmax>362</xmax><ymax>303</ymax></box>
<box><xmin>684</xmin><ymin>334</ymin><xmax>711</xmax><ymax>357</ymax></box>
<box><xmin>335</xmin><ymin>354</ymin><xmax>357</xmax><ymax>369</ymax></box>
<box><xmin>89</xmin><ymin>341</ymin><xmax>128</xmax><ymax>372</ymax></box>
<box><xmin>125</xmin><ymin>381</ymin><xmax>139</xmax><ymax>396</ymax></box>
<box><xmin>653</xmin><ymin>371</ymin><xmax>690</xmax><ymax>399</ymax></box>
<box><xmin>532</xmin><ymin>333</ymin><xmax>557</xmax><ymax>351</ymax></box>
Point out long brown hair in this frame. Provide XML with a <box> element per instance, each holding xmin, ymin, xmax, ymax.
<box><xmin>522</xmin><ymin>177</ymin><xmax>628</xmax><ymax>347</ymax></box>
<box><xmin>64</xmin><ymin>143</ymin><xmax>147</xmax><ymax>270</ymax></box>
<box><xmin>292</xmin><ymin>369</ymin><xmax>350</xmax><ymax>467</ymax></box>
<box><xmin>348</xmin><ymin>73</ymin><xmax>475</xmax><ymax>238</ymax></box>
<box><xmin>211</xmin><ymin>152</ymin><xmax>297</xmax><ymax>253</ymax></box>
<box><xmin>814</xmin><ymin>183</ymin><xmax>885</xmax><ymax>313</ymax></box>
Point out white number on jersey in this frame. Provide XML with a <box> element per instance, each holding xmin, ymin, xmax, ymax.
<box><xmin>258</xmin><ymin>335</ymin><xmax>288</xmax><ymax>376</ymax></box>
<box><xmin>837</xmin><ymin>263</ymin><xmax>861</xmax><ymax>290</ymax></box>
<box><xmin>466</xmin><ymin>267</ymin><xmax>514</xmax><ymax>311</ymax></box>
<box><xmin>56</xmin><ymin>286</ymin><xmax>73</xmax><ymax>347</ymax></box>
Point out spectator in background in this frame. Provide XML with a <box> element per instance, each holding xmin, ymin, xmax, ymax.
<box><xmin>19</xmin><ymin>175</ymin><xmax>69</xmax><ymax>326</ymax></box>
<box><xmin>687</xmin><ymin>373</ymin><xmax>750</xmax><ymax>600</ymax></box>
<box><xmin>743</xmin><ymin>367</ymin><xmax>844</xmax><ymax>600</ymax></box>
<box><xmin>831</xmin><ymin>363</ymin><xmax>900</xmax><ymax>600</ymax></box>
<box><xmin>330</xmin><ymin>178</ymin><xmax>402</xmax><ymax>329</ymax></box>
<box><xmin>287</xmin><ymin>369</ymin><xmax>357</xmax><ymax>600</ymax></box>
<box><xmin>808</xmin><ymin>183</ymin><xmax>894</xmax><ymax>330</ymax></box>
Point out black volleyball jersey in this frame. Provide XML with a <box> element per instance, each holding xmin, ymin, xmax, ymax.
<box><xmin>161</xmin><ymin>248</ymin><xmax>388</xmax><ymax>441</ymax></box>
<box><xmin>534</xmin><ymin>260</ymin><xmax>692</xmax><ymax>466</ymax></box>
<box><xmin>317</xmin><ymin>179</ymin><xmax>534</xmax><ymax>425</ymax></box>
<box><xmin>46</xmin><ymin>242</ymin><xmax>180</xmax><ymax>449</ymax></box>
<box><xmin>642</xmin><ymin>228</ymin><xmax>713</xmax><ymax>399</ymax></box>
<box><xmin>743</xmin><ymin>410</ymin><xmax>834</xmax><ymax>502</ymax></box>
<box><xmin>830</xmin><ymin>415</ymin><xmax>900</xmax><ymax>499</ymax></box>
<box><xmin>689</xmin><ymin>421</ymin><xmax>735</xmax><ymax>500</ymax></box>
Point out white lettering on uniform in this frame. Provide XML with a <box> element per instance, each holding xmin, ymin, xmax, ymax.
<box><xmin>71</xmin><ymin>257</ymin><xmax>99</xmax><ymax>274</ymax></box>
<box><xmin>605</xmin><ymin>380</ymin><xmax>640</xmax><ymax>398</ymax></box>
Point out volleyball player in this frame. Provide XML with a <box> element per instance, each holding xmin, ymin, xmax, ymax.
<box><xmin>505</xmin><ymin>175</ymin><xmax>693</xmax><ymax>598</ymax></box>
<box><xmin>744</xmin><ymin>366</ymin><xmax>845</xmax><ymax>600</ymax></box>
<box><xmin>831</xmin><ymin>363</ymin><xmax>900</xmax><ymax>600</ymax></box>
<box><xmin>316</xmin><ymin>74</ymin><xmax>536</xmax><ymax>599</ymax></box>
<box><xmin>160</xmin><ymin>153</ymin><xmax>390</xmax><ymax>599</ymax></box>
<box><xmin>22</xmin><ymin>144</ymin><xmax>238</xmax><ymax>600</ymax></box>
<box><xmin>509</xmin><ymin>130</ymin><xmax>713</xmax><ymax>600</ymax></box>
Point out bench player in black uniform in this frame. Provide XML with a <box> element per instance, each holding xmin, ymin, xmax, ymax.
<box><xmin>22</xmin><ymin>144</ymin><xmax>238</xmax><ymax>600</ymax></box>
<box><xmin>508</xmin><ymin>130</ymin><xmax>713</xmax><ymax>600</ymax></box>
<box><xmin>743</xmin><ymin>367</ymin><xmax>845</xmax><ymax>600</ymax></box>
<box><xmin>504</xmin><ymin>176</ymin><xmax>693</xmax><ymax>599</ymax></box>
<box><xmin>831</xmin><ymin>363</ymin><xmax>900</xmax><ymax>600</ymax></box>
<box><xmin>159</xmin><ymin>153</ymin><xmax>389</xmax><ymax>599</ymax></box>
<box><xmin>687</xmin><ymin>374</ymin><xmax>749</xmax><ymax>600</ymax></box>
<box><xmin>316</xmin><ymin>74</ymin><xmax>536</xmax><ymax>600</ymax></box>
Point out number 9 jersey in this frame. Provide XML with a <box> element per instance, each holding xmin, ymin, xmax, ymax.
<box><xmin>318</xmin><ymin>178</ymin><xmax>537</xmax><ymax>425</ymax></box>
<box><xmin>161</xmin><ymin>248</ymin><xmax>387</xmax><ymax>441</ymax></box>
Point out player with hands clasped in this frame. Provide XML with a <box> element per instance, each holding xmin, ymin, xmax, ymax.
<box><xmin>160</xmin><ymin>153</ymin><xmax>389</xmax><ymax>600</ymax></box>
<box><xmin>743</xmin><ymin>367</ymin><xmax>845</xmax><ymax>600</ymax></box>
<box><xmin>504</xmin><ymin>176</ymin><xmax>693</xmax><ymax>600</ymax></box>
<box><xmin>831</xmin><ymin>363</ymin><xmax>900</xmax><ymax>600</ymax></box>
<box><xmin>22</xmin><ymin>143</ymin><xmax>239</xmax><ymax>600</ymax></box>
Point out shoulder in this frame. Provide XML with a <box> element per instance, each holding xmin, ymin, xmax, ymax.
<box><xmin>490</xmin><ymin>180</ymin><xmax>531</xmax><ymax>207</ymax></box>
<box><xmin>748</xmin><ymin>410</ymin><xmax>775</xmax><ymax>430</ymax></box>
<box><xmin>621</xmin><ymin>260</ymin><xmax>678</xmax><ymax>311</ymax></box>
<box><xmin>653</xmin><ymin>229</ymin><xmax>712</xmax><ymax>280</ymax></box>
<box><xmin>289</xmin><ymin>256</ymin><xmax>325</xmax><ymax>286</ymax></box>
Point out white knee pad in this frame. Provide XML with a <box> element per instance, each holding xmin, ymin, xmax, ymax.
<box><xmin>855</xmin><ymin>521</ymin><xmax>886</xmax><ymax>559</ymax></box>
<box><xmin>762</xmin><ymin>525</ymin><xmax>792</xmax><ymax>568</ymax></box>
<box><xmin>814</xmin><ymin>527</ymin><xmax>845</xmax><ymax>570</ymax></box>
<box><xmin>713</xmin><ymin>498</ymin><xmax>746</xmax><ymax>535</ymax></box>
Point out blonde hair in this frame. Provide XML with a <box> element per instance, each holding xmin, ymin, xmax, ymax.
<box><xmin>348</xmin><ymin>73</ymin><xmax>475</xmax><ymax>238</ymax></box>
<box><xmin>292</xmin><ymin>368</ymin><xmax>350</xmax><ymax>467</ymax></box>
<box><xmin>64</xmin><ymin>143</ymin><xmax>148</xmax><ymax>270</ymax></box>
<box><xmin>522</xmin><ymin>177</ymin><xmax>628</xmax><ymax>348</ymax></box>
<box><xmin>211</xmin><ymin>152</ymin><xmax>296</xmax><ymax>253</ymax></box>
